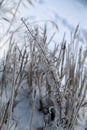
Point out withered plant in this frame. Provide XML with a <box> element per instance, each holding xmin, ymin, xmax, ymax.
<box><xmin>0</xmin><ymin>16</ymin><xmax>87</xmax><ymax>130</ymax></box>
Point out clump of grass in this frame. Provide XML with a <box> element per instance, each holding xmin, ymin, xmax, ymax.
<box><xmin>0</xmin><ymin>19</ymin><xmax>87</xmax><ymax>130</ymax></box>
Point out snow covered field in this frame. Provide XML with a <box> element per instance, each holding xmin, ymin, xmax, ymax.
<box><xmin>19</xmin><ymin>0</ymin><xmax>87</xmax><ymax>38</ymax></box>
<box><xmin>0</xmin><ymin>0</ymin><xmax>87</xmax><ymax>130</ymax></box>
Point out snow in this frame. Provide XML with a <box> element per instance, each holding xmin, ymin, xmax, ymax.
<box><xmin>18</xmin><ymin>0</ymin><xmax>87</xmax><ymax>39</ymax></box>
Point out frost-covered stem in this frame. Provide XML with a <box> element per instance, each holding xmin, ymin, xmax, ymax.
<box><xmin>0</xmin><ymin>101</ymin><xmax>9</xmax><ymax>130</ymax></box>
<box><xmin>29</xmin><ymin>90</ymin><xmax>36</xmax><ymax>130</ymax></box>
<box><xmin>21</xmin><ymin>18</ymin><xmax>49</xmax><ymax>64</ymax></box>
<box><xmin>70</xmin><ymin>83</ymin><xmax>87</xmax><ymax>130</ymax></box>
<box><xmin>7</xmin><ymin>46</ymin><xmax>17</xmax><ymax>130</ymax></box>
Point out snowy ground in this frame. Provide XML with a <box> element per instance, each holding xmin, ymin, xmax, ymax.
<box><xmin>19</xmin><ymin>0</ymin><xmax>87</xmax><ymax>39</ymax></box>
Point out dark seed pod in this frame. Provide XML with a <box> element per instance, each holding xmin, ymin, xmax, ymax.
<box><xmin>49</xmin><ymin>107</ymin><xmax>56</xmax><ymax>121</ymax></box>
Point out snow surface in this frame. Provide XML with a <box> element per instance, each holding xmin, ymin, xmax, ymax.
<box><xmin>19</xmin><ymin>0</ymin><xmax>87</xmax><ymax>39</ymax></box>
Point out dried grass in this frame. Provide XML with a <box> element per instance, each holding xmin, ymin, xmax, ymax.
<box><xmin>0</xmin><ymin>18</ymin><xmax>87</xmax><ymax>130</ymax></box>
